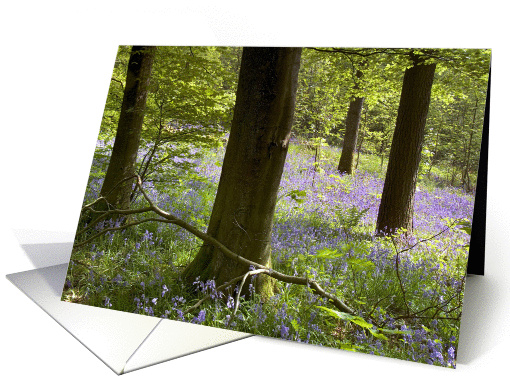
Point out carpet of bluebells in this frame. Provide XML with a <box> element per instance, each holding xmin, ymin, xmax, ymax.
<box><xmin>63</xmin><ymin>136</ymin><xmax>474</xmax><ymax>368</ymax></box>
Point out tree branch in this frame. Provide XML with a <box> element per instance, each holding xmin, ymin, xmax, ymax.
<box><xmin>74</xmin><ymin>175</ymin><xmax>355</xmax><ymax>314</ymax></box>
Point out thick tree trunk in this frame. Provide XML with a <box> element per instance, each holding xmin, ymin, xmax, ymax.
<box><xmin>182</xmin><ymin>47</ymin><xmax>302</xmax><ymax>298</ymax></box>
<box><xmin>338</xmin><ymin>96</ymin><xmax>364</xmax><ymax>174</ymax></box>
<box><xmin>100</xmin><ymin>46</ymin><xmax>156</xmax><ymax>211</ymax></box>
<box><xmin>376</xmin><ymin>57</ymin><xmax>436</xmax><ymax>235</ymax></box>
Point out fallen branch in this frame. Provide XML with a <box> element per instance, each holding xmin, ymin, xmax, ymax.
<box><xmin>75</xmin><ymin>175</ymin><xmax>354</xmax><ymax>314</ymax></box>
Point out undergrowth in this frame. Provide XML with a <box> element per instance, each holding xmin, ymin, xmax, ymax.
<box><xmin>63</xmin><ymin>139</ymin><xmax>472</xmax><ymax>368</ymax></box>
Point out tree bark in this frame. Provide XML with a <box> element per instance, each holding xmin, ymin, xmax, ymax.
<box><xmin>355</xmin><ymin>108</ymin><xmax>367</xmax><ymax>169</ymax></box>
<box><xmin>338</xmin><ymin>70</ymin><xmax>364</xmax><ymax>174</ymax></box>
<box><xmin>338</xmin><ymin>96</ymin><xmax>364</xmax><ymax>173</ymax></box>
<box><xmin>100</xmin><ymin>46</ymin><xmax>156</xmax><ymax>211</ymax></box>
<box><xmin>376</xmin><ymin>56</ymin><xmax>436</xmax><ymax>235</ymax></box>
<box><xmin>462</xmin><ymin>98</ymin><xmax>478</xmax><ymax>192</ymax></box>
<box><xmin>182</xmin><ymin>47</ymin><xmax>302</xmax><ymax>298</ymax></box>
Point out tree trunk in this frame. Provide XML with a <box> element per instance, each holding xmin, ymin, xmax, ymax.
<box><xmin>427</xmin><ymin>128</ymin><xmax>440</xmax><ymax>175</ymax></box>
<box><xmin>338</xmin><ymin>69</ymin><xmax>364</xmax><ymax>174</ymax></box>
<box><xmin>376</xmin><ymin>57</ymin><xmax>436</xmax><ymax>235</ymax></box>
<box><xmin>462</xmin><ymin>129</ymin><xmax>474</xmax><ymax>191</ymax></box>
<box><xmin>338</xmin><ymin>96</ymin><xmax>364</xmax><ymax>173</ymax></box>
<box><xmin>379</xmin><ymin>139</ymin><xmax>387</xmax><ymax>171</ymax></box>
<box><xmin>182</xmin><ymin>47</ymin><xmax>302</xmax><ymax>298</ymax></box>
<box><xmin>355</xmin><ymin>108</ymin><xmax>367</xmax><ymax>169</ymax></box>
<box><xmin>99</xmin><ymin>46</ymin><xmax>156</xmax><ymax>211</ymax></box>
<box><xmin>462</xmin><ymin>98</ymin><xmax>478</xmax><ymax>192</ymax></box>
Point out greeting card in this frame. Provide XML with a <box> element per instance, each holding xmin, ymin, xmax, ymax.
<box><xmin>61</xmin><ymin>46</ymin><xmax>490</xmax><ymax>369</ymax></box>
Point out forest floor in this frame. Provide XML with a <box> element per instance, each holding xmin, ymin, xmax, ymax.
<box><xmin>63</xmin><ymin>140</ymin><xmax>474</xmax><ymax>368</ymax></box>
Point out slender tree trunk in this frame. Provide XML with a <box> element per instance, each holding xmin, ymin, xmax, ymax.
<box><xmin>355</xmin><ymin>108</ymin><xmax>367</xmax><ymax>169</ymax></box>
<box><xmin>379</xmin><ymin>140</ymin><xmax>386</xmax><ymax>171</ymax></box>
<box><xmin>462</xmin><ymin>130</ymin><xmax>474</xmax><ymax>191</ymax></box>
<box><xmin>463</xmin><ymin>98</ymin><xmax>478</xmax><ymax>192</ymax></box>
<box><xmin>376</xmin><ymin>56</ymin><xmax>436</xmax><ymax>235</ymax></box>
<box><xmin>182</xmin><ymin>47</ymin><xmax>302</xmax><ymax>298</ymax></box>
<box><xmin>338</xmin><ymin>69</ymin><xmax>364</xmax><ymax>174</ymax></box>
<box><xmin>450</xmin><ymin>167</ymin><xmax>456</xmax><ymax>187</ymax></box>
<box><xmin>338</xmin><ymin>96</ymin><xmax>364</xmax><ymax>174</ymax></box>
<box><xmin>427</xmin><ymin>128</ymin><xmax>440</xmax><ymax>176</ymax></box>
<box><xmin>100</xmin><ymin>46</ymin><xmax>156</xmax><ymax>211</ymax></box>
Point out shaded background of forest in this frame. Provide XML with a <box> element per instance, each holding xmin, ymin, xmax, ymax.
<box><xmin>99</xmin><ymin>46</ymin><xmax>488</xmax><ymax>195</ymax></box>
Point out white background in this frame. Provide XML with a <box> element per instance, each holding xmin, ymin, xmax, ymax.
<box><xmin>1</xmin><ymin>1</ymin><xmax>509</xmax><ymax>380</ymax></box>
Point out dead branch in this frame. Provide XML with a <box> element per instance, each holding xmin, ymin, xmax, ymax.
<box><xmin>74</xmin><ymin>175</ymin><xmax>354</xmax><ymax>314</ymax></box>
<box><xmin>233</xmin><ymin>269</ymin><xmax>267</xmax><ymax>316</ymax></box>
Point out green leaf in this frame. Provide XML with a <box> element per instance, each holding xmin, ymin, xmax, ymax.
<box><xmin>460</xmin><ymin>226</ymin><xmax>471</xmax><ymax>235</ymax></box>
<box><xmin>290</xmin><ymin>319</ymin><xmax>300</xmax><ymax>332</ymax></box>
<box><xmin>379</xmin><ymin>328</ymin><xmax>413</xmax><ymax>336</ymax></box>
<box><xmin>340</xmin><ymin>343</ymin><xmax>359</xmax><ymax>352</ymax></box>
<box><xmin>346</xmin><ymin>258</ymin><xmax>375</xmax><ymax>272</ymax></box>
<box><xmin>286</xmin><ymin>189</ymin><xmax>307</xmax><ymax>204</ymax></box>
<box><xmin>316</xmin><ymin>248</ymin><xmax>340</xmax><ymax>259</ymax></box>
<box><xmin>455</xmin><ymin>219</ymin><xmax>472</xmax><ymax>235</ymax></box>
<box><xmin>317</xmin><ymin>306</ymin><xmax>389</xmax><ymax>341</ymax></box>
<box><xmin>350</xmin><ymin>316</ymin><xmax>374</xmax><ymax>329</ymax></box>
<box><xmin>368</xmin><ymin>328</ymin><xmax>388</xmax><ymax>341</ymax></box>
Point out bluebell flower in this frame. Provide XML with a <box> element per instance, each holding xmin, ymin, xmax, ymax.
<box><xmin>196</xmin><ymin>310</ymin><xmax>206</xmax><ymax>323</ymax></box>
<box><xmin>280</xmin><ymin>325</ymin><xmax>290</xmax><ymax>338</ymax></box>
<box><xmin>447</xmin><ymin>346</ymin><xmax>455</xmax><ymax>363</ymax></box>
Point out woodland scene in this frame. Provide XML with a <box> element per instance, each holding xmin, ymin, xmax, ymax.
<box><xmin>62</xmin><ymin>46</ymin><xmax>490</xmax><ymax>367</ymax></box>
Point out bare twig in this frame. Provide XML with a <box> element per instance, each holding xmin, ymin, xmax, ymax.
<box><xmin>233</xmin><ymin>269</ymin><xmax>267</xmax><ymax>316</ymax></box>
<box><xmin>368</xmin><ymin>294</ymin><xmax>393</xmax><ymax>318</ymax></box>
<box><xmin>386</xmin><ymin>219</ymin><xmax>465</xmax><ymax>322</ymax></box>
<box><xmin>310</xmin><ymin>47</ymin><xmax>402</xmax><ymax>58</ymax></box>
<box><xmin>397</xmin><ymin>221</ymin><xmax>460</xmax><ymax>256</ymax></box>
<box><xmin>390</xmin><ymin>236</ymin><xmax>410</xmax><ymax>316</ymax></box>
<box><xmin>74</xmin><ymin>216</ymin><xmax>164</xmax><ymax>248</ymax></box>
<box><xmin>110</xmin><ymin>77</ymin><xmax>125</xmax><ymax>90</ymax></box>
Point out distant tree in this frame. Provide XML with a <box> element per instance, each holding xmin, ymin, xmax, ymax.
<box><xmin>182</xmin><ymin>47</ymin><xmax>302</xmax><ymax>298</ymax></box>
<box><xmin>338</xmin><ymin>69</ymin><xmax>364</xmax><ymax>174</ymax></box>
<box><xmin>306</xmin><ymin>48</ymin><xmax>400</xmax><ymax>175</ymax></box>
<box><xmin>376</xmin><ymin>52</ymin><xmax>436</xmax><ymax>235</ymax></box>
<box><xmin>99</xmin><ymin>46</ymin><xmax>156</xmax><ymax>211</ymax></box>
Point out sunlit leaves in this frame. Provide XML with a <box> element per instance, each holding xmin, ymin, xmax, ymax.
<box><xmin>285</xmin><ymin>189</ymin><xmax>307</xmax><ymax>204</ymax></box>
<box><xmin>317</xmin><ymin>306</ymin><xmax>388</xmax><ymax>341</ymax></box>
